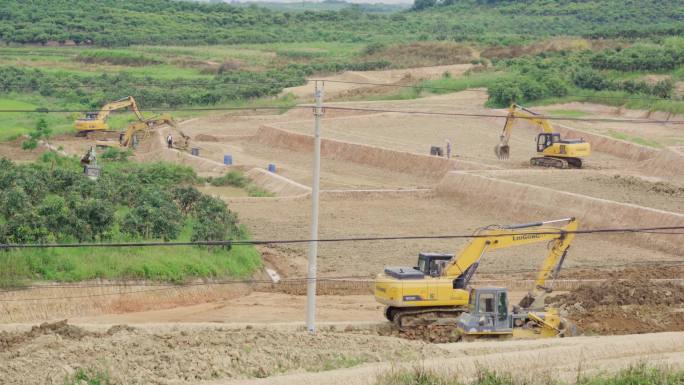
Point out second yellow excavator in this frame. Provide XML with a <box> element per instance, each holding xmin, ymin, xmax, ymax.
<box><xmin>374</xmin><ymin>218</ymin><xmax>578</xmax><ymax>338</ymax></box>
<box><xmin>75</xmin><ymin>96</ymin><xmax>144</xmax><ymax>136</ymax></box>
<box><xmin>495</xmin><ymin>104</ymin><xmax>591</xmax><ymax>168</ymax></box>
<box><xmin>97</xmin><ymin>114</ymin><xmax>185</xmax><ymax>150</ymax></box>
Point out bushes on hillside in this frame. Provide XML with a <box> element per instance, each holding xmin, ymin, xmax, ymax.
<box><xmin>0</xmin><ymin>66</ymin><xmax>305</xmax><ymax>109</ymax></box>
<box><xmin>590</xmin><ymin>42</ymin><xmax>684</xmax><ymax>72</ymax></box>
<box><xmin>487</xmin><ymin>74</ymin><xmax>568</xmax><ymax>107</ymax></box>
<box><xmin>0</xmin><ymin>156</ymin><xmax>242</xmax><ymax>245</ymax></box>
<box><xmin>191</xmin><ymin>196</ymin><xmax>241</xmax><ymax>246</ymax></box>
<box><xmin>487</xmin><ymin>45</ymin><xmax>679</xmax><ymax>106</ymax></box>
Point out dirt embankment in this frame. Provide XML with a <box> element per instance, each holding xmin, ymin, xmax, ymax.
<box><xmin>548</xmin><ymin>280</ymin><xmax>684</xmax><ymax>335</ymax></box>
<box><xmin>436</xmin><ymin>171</ymin><xmax>684</xmax><ymax>255</ymax></box>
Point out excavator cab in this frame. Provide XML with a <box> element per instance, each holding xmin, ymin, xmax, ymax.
<box><xmin>416</xmin><ymin>253</ymin><xmax>454</xmax><ymax>277</ymax></box>
<box><xmin>536</xmin><ymin>133</ymin><xmax>557</xmax><ymax>152</ymax></box>
<box><xmin>82</xmin><ymin>112</ymin><xmax>99</xmax><ymax>120</ymax></box>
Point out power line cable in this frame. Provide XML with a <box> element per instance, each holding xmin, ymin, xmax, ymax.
<box><xmin>3</xmin><ymin>259</ymin><xmax>683</xmax><ymax>292</ymax></box>
<box><xmin>1</xmin><ymin>225</ymin><xmax>682</xmax><ymax>250</ymax></box>
<box><xmin>0</xmin><ymin>104</ymin><xmax>681</xmax><ymax>124</ymax></box>
<box><xmin>2</xmin><ymin>263</ymin><xmax>683</xmax><ymax>301</ymax></box>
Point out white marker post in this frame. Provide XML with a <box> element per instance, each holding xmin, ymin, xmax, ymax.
<box><xmin>306</xmin><ymin>81</ymin><xmax>324</xmax><ymax>333</ymax></box>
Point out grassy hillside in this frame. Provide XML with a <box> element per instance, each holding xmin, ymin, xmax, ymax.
<box><xmin>0</xmin><ymin>0</ymin><xmax>682</xmax><ymax>46</ymax></box>
<box><xmin>0</xmin><ymin>155</ymin><xmax>263</xmax><ymax>285</ymax></box>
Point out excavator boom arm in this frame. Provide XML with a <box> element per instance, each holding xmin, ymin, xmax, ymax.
<box><xmin>96</xmin><ymin>96</ymin><xmax>145</xmax><ymax>121</ymax></box>
<box><xmin>495</xmin><ymin>104</ymin><xmax>556</xmax><ymax>160</ymax></box>
<box><xmin>445</xmin><ymin>218</ymin><xmax>576</xmax><ymax>291</ymax></box>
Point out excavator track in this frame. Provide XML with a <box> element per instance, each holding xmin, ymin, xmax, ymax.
<box><xmin>386</xmin><ymin>306</ymin><xmax>466</xmax><ymax>329</ymax></box>
<box><xmin>530</xmin><ymin>156</ymin><xmax>582</xmax><ymax>169</ymax></box>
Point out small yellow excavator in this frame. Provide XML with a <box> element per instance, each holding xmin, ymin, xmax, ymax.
<box><xmin>97</xmin><ymin>114</ymin><xmax>184</xmax><ymax>150</ymax></box>
<box><xmin>374</xmin><ymin>217</ymin><xmax>578</xmax><ymax>339</ymax></box>
<box><xmin>75</xmin><ymin>96</ymin><xmax>144</xmax><ymax>136</ymax></box>
<box><xmin>495</xmin><ymin>104</ymin><xmax>591</xmax><ymax>168</ymax></box>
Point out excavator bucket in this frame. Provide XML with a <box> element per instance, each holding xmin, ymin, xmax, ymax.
<box><xmin>495</xmin><ymin>144</ymin><xmax>510</xmax><ymax>160</ymax></box>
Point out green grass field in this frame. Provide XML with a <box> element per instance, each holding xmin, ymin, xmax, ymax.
<box><xmin>0</xmin><ymin>219</ymin><xmax>262</xmax><ymax>285</ymax></box>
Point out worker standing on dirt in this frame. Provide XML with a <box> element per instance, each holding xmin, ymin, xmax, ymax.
<box><xmin>167</xmin><ymin>134</ymin><xmax>173</xmax><ymax>149</ymax></box>
<box><xmin>446</xmin><ymin>139</ymin><xmax>452</xmax><ymax>159</ymax></box>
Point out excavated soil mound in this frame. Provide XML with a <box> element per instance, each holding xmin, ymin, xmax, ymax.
<box><xmin>548</xmin><ymin>280</ymin><xmax>684</xmax><ymax>335</ymax></box>
<box><xmin>550</xmin><ymin>279</ymin><xmax>684</xmax><ymax>310</ymax></box>
<box><xmin>0</xmin><ymin>320</ymin><xmax>133</xmax><ymax>351</ymax></box>
<box><xmin>570</xmin><ymin>305</ymin><xmax>684</xmax><ymax>335</ymax></box>
<box><xmin>585</xmin><ymin>174</ymin><xmax>684</xmax><ymax>197</ymax></box>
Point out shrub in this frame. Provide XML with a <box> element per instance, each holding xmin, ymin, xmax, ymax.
<box><xmin>191</xmin><ymin>196</ymin><xmax>240</xmax><ymax>246</ymax></box>
<box><xmin>210</xmin><ymin>171</ymin><xmax>247</xmax><ymax>188</ymax></box>
<box><xmin>100</xmin><ymin>147</ymin><xmax>132</xmax><ymax>162</ymax></box>
<box><xmin>121</xmin><ymin>189</ymin><xmax>182</xmax><ymax>241</ymax></box>
<box><xmin>487</xmin><ymin>78</ymin><xmax>524</xmax><ymax>107</ymax></box>
<box><xmin>72</xmin><ymin>198</ymin><xmax>115</xmax><ymax>241</ymax></box>
<box><xmin>172</xmin><ymin>185</ymin><xmax>202</xmax><ymax>214</ymax></box>
<box><xmin>21</xmin><ymin>118</ymin><xmax>52</xmax><ymax>151</ymax></box>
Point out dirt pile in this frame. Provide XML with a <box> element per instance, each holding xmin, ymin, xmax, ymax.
<box><xmin>0</xmin><ymin>320</ymin><xmax>133</xmax><ymax>351</ymax></box>
<box><xmin>550</xmin><ymin>279</ymin><xmax>684</xmax><ymax>309</ymax></box>
<box><xmin>585</xmin><ymin>174</ymin><xmax>684</xmax><ymax>197</ymax></box>
<box><xmin>0</xmin><ymin>323</ymin><xmax>445</xmax><ymax>385</ymax></box>
<box><xmin>548</xmin><ymin>280</ymin><xmax>684</xmax><ymax>335</ymax></box>
<box><xmin>561</xmin><ymin>265</ymin><xmax>684</xmax><ymax>280</ymax></box>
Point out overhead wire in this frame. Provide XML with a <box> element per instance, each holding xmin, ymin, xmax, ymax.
<box><xmin>1</xmin><ymin>225</ymin><xmax>683</xmax><ymax>250</ymax></box>
<box><xmin>1</xmin><ymin>260</ymin><xmax>683</xmax><ymax>300</ymax></box>
<box><xmin>0</xmin><ymin>104</ymin><xmax>681</xmax><ymax>124</ymax></box>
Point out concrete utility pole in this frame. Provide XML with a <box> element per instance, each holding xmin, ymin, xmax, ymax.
<box><xmin>306</xmin><ymin>81</ymin><xmax>324</xmax><ymax>333</ymax></box>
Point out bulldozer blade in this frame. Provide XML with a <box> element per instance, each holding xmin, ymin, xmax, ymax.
<box><xmin>495</xmin><ymin>144</ymin><xmax>510</xmax><ymax>160</ymax></box>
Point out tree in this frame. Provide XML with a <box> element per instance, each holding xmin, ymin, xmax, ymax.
<box><xmin>73</xmin><ymin>198</ymin><xmax>115</xmax><ymax>241</ymax></box>
<box><xmin>37</xmin><ymin>195</ymin><xmax>74</xmax><ymax>239</ymax></box>
<box><xmin>191</xmin><ymin>196</ymin><xmax>240</xmax><ymax>246</ymax></box>
<box><xmin>487</xmin><ymin>78</ymin><xmax>524</xmax><ymax>107</ymax></box>
<box><xmin>172</xmin><ymin>186</ymin><xmax>202</xmax><ymax>214</ymax></box>
<box><xmin>121</xmin><ymin>189</ymin><xmax>182</xmax><ymax>241</ymax></box>
<box><xmin>411</xmin><ymin>0</ymin><xmax>436</xmax><ymax>11</ymax></box>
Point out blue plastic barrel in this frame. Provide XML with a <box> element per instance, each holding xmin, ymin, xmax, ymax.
<box><xmin>224</xmin><ymin>155</ymin><xmax>233</xmax><ymax>165</ymax></box>
<box><xmin>267</xmin><ymin>163</ymin><xmax>276</xmax><ymax>173</ymax></box>
<box><xmin>191</xmin><ymin>148</ymin><xmax>200</xmax><ymax>156</ymax></box>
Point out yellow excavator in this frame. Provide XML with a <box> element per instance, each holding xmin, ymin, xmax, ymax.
<box><xmin>374</xmin><ymin>218</ymin><xmax>578</xmax><ymax>338</ymax></box>
<box><xmin>495</xmin><ymin>104</ymin><xmax>591</xmax><ymax>169</ymax></box>
<box><xmin>75</xmin><ymin>96</ymin><xmax>144</xmax><ymax>136</ymax></box>
<box><xmin>97</xmin><ymin>114</ymin><xmax>185</xmax><ymax>150</ymax></box>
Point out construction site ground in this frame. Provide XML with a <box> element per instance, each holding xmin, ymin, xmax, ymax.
<box><xmin>1</xmin><ymin>65</ymin><xmax>683</xmax><ymax>384</ymax></box>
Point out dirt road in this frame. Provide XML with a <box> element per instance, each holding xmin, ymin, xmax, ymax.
<box><xmin>69</xmin><ymin>292</ymin><xmax>385</xmax><ymax>324</ymax></box>
<box><xmin>216</xmin><ymin>332</ymin><xmax>684</xmax><ymax>385</ymax></box>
